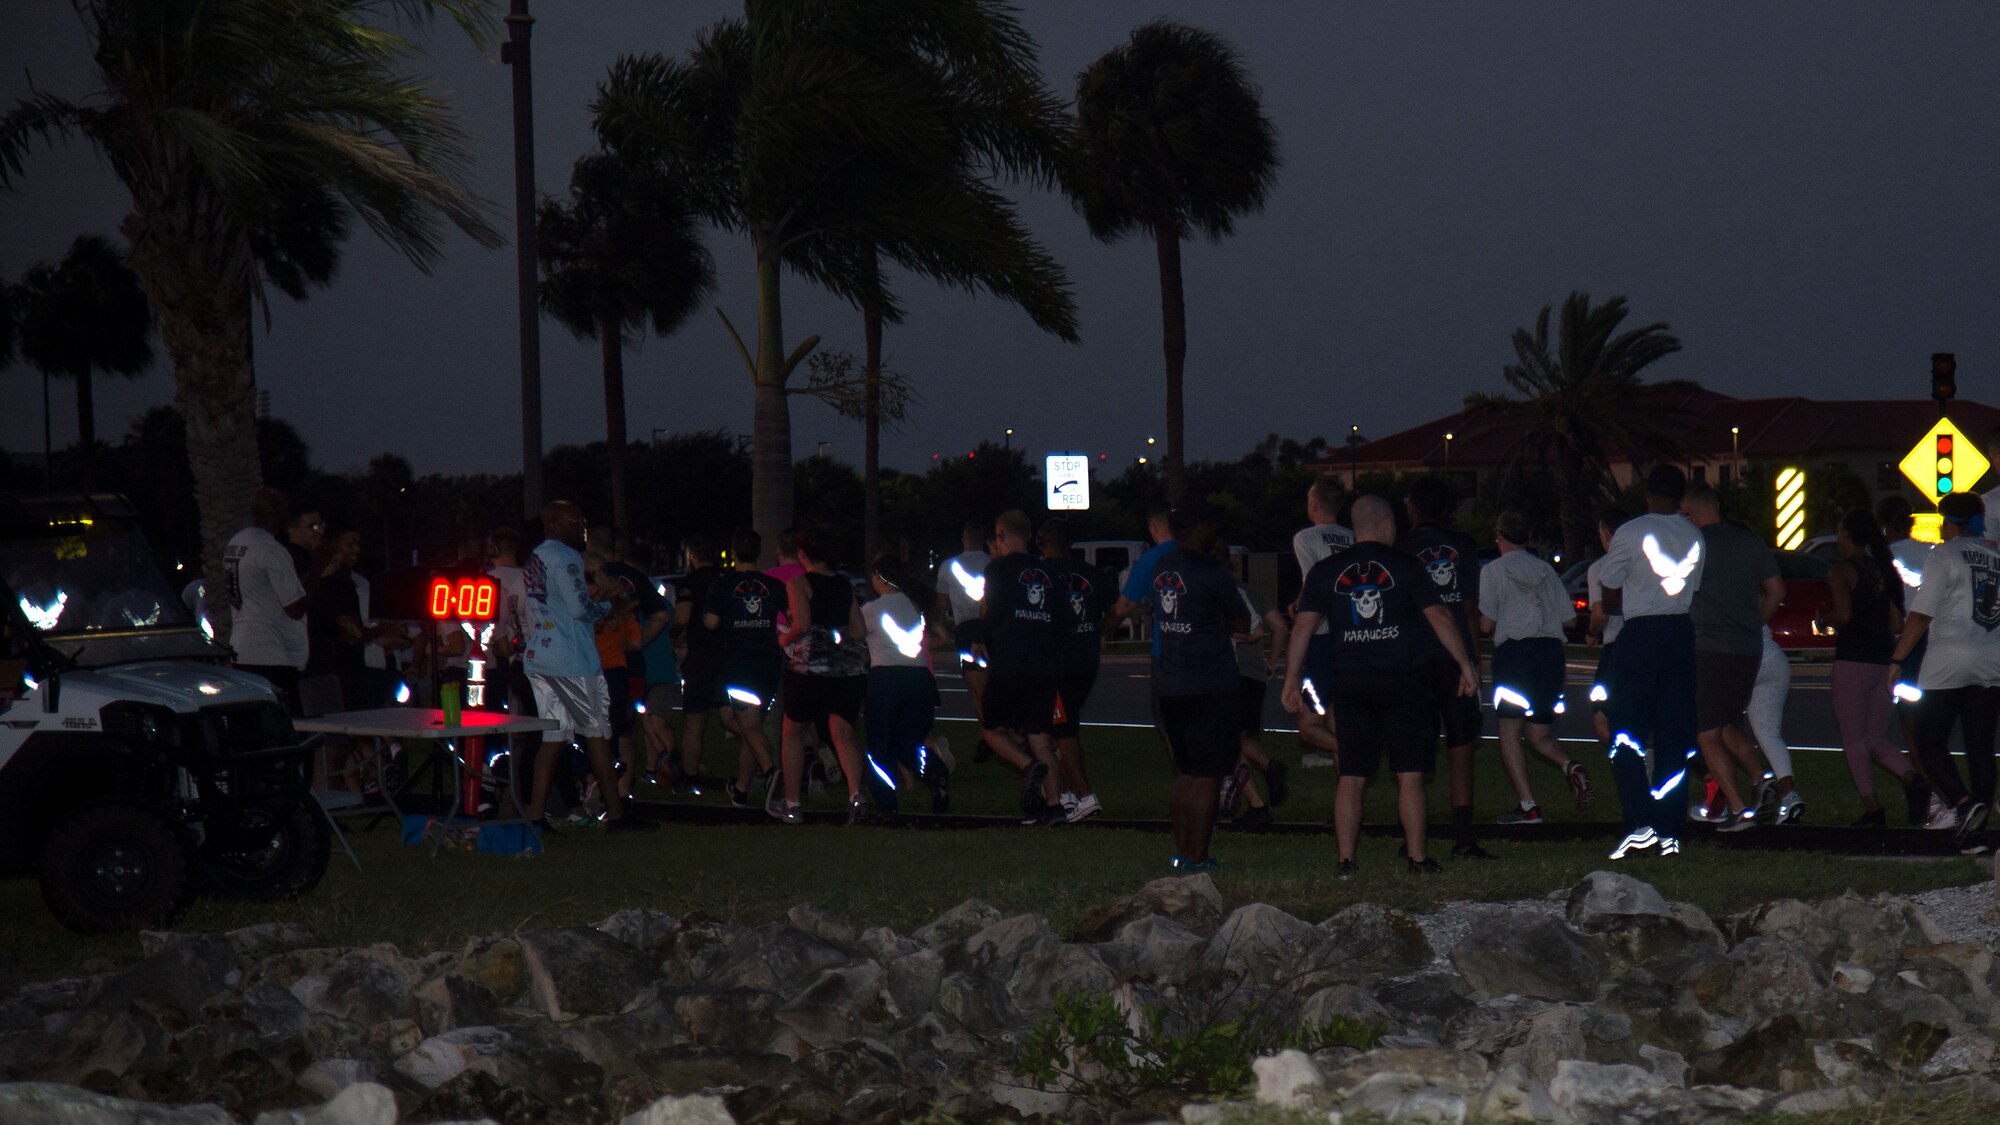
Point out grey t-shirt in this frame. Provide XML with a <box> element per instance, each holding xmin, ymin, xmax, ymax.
<box><xmin>1691</xmin><ymin>522</ymin><xmax>1777</xmax><ymax>656</ymax></box>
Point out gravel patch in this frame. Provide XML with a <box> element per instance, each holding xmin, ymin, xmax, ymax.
<box><xmin>1910</xmin><ymin>877</ymin><xmax>1998</xmax><ymax>947</ymax></box>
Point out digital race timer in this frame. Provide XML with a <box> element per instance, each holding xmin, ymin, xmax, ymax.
<box><xmin>427</xmin><ymin>575</ymin><xmax>498</xmax><ymax>620</ymax></box>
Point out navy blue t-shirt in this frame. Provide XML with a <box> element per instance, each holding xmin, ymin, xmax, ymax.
<box><xmin>1395</xmin><ymin>523</ymin><xmax>1480</xmax><ymax>656</ymax></box>
<box><xmin>1148</xmin><ymin>548</ymin><xmax>1246</xmax><ymax>696</ymax></box>
<box><xmin>983</xmin><ymin>552</ymin><xmax>1059</xmax><ymax>672</ymax></box>
<box><xmin>704</xmin><ymin>569</ymin><xmax>783</xmax><ymax>659</ymax></box>
<box><xmin>1298</xmin><ymin>542</ymin><xmax>1443</xmax><ymax>669</ymax></box>
<box><xmin>1051</xmin><ymin>557</ymin><xmax>1110</xmax><ymax>673</ymax></box>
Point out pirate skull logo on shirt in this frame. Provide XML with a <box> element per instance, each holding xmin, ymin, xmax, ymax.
<box><xmin>1018</xmin><ymin>567</ymin><xmax>1050</xmax><ymax>609</ymax></box>
<box><xmin>1416</xmin><ymin>545</ymin><xmax>1459</xmax><ymax>588</ymax></box>
<box><xmin>1153</xmin><ymin>571</ymin><xmax>1187</xmax><ymax>616</ymax></box>
<box><xmin>734</xmin><ymin>579</ymin><xmax>766</xmax><ymax>618</ymax></box>
<box><xmin>1064</xmin><ymin>572</ymin><xmax>1093</xmax><ymax>620</ymax></box>
<box><xmin>1336</xmin><ymin>560</ymin><xmax>1397</xmax><ymax>625</ymax></box>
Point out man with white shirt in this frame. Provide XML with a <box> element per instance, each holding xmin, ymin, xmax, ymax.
<box><xmin>1595</xmin><ymin>465</ymin><xmax>1706</xmax><ymax>859</ymax></box>
<box><xmin>1480</xmin><ymin>510</ymin><xmax>1592</xmax><ymax>824</ymax></box>
<box><xmin>1889</xmin><ymin>490</ymin><xmax>2000</xmax><ymax>853</ymax></box>
<box><xmin>937</xmin><ymin>520</ymin><xmax>992</xmax><ymax>756</ymax></box>
<box><xmin>225</xmin><ymin>487</ymin><xmax>310</xmax><ymax>713</ymax></box>
<box><xmin>1290</xmin><ymin>476</ymin><xmax>1354</xmax><ymax>762</ymax></box>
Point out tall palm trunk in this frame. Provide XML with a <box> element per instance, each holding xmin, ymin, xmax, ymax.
<box><xmin>73</xmin><ymin>368</ymin><xmax>96</xmax><ymax>488</ymax></box>
<box><xmin>1155</xmin><ymin>226</ymin><xmax>1188</xmax><ymax>503</ymax></box>
<box><xmin>750</xmin><ymin>246</ymin><xmax>793</xmax><ymax>566</ymax></box>
<box><xmin>862</xmin><ymin>304</ymin><xmax>883</xmax><ymax>563</ymax></box>
<box><xmin>599</xmin><ymin>313</ymin><xmax>630</xmax><ymax>532</ymax></box>
<box><xmin>153</xmin><ymin>268</ymin><xmax>262</xmax><ymax>635</ymax></box>
<box><xmin>1556</xmin><ymin>447</ymin><xmax>1594</xmax><ymax>563</ymax></box>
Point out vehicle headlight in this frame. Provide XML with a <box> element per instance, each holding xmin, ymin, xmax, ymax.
<box><xmin>100</xmin><ymin>702</ymin><xmax>183</xmax><ymax>747</ymax></box>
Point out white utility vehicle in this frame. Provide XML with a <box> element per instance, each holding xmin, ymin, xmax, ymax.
<box><xmin>0</xmin><ymin>495</ymin><xmax>328</xmax><ymax>933</ymax></box>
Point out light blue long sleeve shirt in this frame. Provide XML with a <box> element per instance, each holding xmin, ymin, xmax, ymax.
<box><xmin>522</xmin><ymin>539</ymin><xmax>609</xmax><ymax>678</ymax></box>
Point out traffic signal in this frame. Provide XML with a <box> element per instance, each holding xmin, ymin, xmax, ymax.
<box><xmin>1937</xmin><ymin>432</ymin><xmax>1956</xmax><ymax>495</ymax></box>
<box><xmin>1933</xmin><ymin>352</ymin><xmax>1958</xmax><ymax>403</ymax></box>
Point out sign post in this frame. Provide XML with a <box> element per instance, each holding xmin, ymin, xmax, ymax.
<box><xmin>1045</xmin><ymin>453</ymin><xmax>1091</xmax><ymax>511</ymax></box>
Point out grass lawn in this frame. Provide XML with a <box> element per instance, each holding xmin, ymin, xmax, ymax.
<box><xmin>0</xmin><ymin>720</ymin><xmax>1983</xmax><ymax>979</ymax></box>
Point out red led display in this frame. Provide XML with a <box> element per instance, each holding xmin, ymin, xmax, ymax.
<box><xmin>428</xmin><ymin>576</ymin><xmax>498</xmax><ymax>620</ymax></box>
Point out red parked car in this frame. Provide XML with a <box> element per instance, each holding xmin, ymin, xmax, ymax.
<box><xmin>1768</xmin><ymin>550</ymin><xmax>1835</xmax><ymax>650</ymax></box>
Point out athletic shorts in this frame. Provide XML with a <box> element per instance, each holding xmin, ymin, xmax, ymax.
<box><xmin>866</xmin><ymin>666</ymin><xmax>937</xmax><ymax>761</ymax></box>
<box><xmin>1300</xmin><ymin>635</ymin><xmax>1336</xmax><ymax>714</ymax></box>
<box><xmin>1237</xmin><ymin>675</ymin><xmax>1268</xmax><ymax>736</ymax></box>
<box><xmin>644</xmin><ymin>677</ymin><xmax>681</xmax><ymax>715</ymax></box>
<box><xmin>721</xmin><ymin>652</ymin><xmax>783</xmax><ymax>712</ymax></box>
<box><xmin>1052</xmin><ymin>668</ymin><xmax>1098</xmax><ymax>738</ymax></box>
<box><xmin>952</xmin><ymin>621</ymin><xmax>986</xmax><ymax>670</ymax></box>
<box><xmin>983</xmin><ymin>673</ymin><xmax>1056</xmax><ymax>735</ymax></box>
<box><xmin>529</xmin><ymin>673</ymin><xmax>611</xmax><ymax>743</ymax></box>
<box><xmin>1696</xmin><ymin>650</ymin><xmax>1760</xmax><ymax>732</ymax></box>
<box><xmin>680</xmin><ymin>653</ymin><xmax>726</xmax><ymax>714</ymax></box>
<box><xmin>1491</xmin><ymin>637</ymin><xmax>1565</xmax><ymax>726</ymax></box>
<box><xmin>1332</xmin><ymin>664</ymin><xmax>1433</xmax><ymax>778</ymax></box>
<box><xmin>604</xmin><ymin>668</ymin><xmax>636</xmax><ymax>738</ymax></box>
<box><xmin>1159</xmin><ymin>690</ymin><xmax>1239</xmax><ymax>779</ymax></box>
<box><xmin>1592</xmin><ymin>642</ymin><xmax>1619</xmax><ymax>712</ymax></box>
<box><xmin>782</xmin><ymin>670</ymin><xmax>866</xmax><ymax>726</ymax></box>
<box><xmin>1426</xmin><ymin>653</ymin><xmax>1482</xmax><ymax>743</ymax></box>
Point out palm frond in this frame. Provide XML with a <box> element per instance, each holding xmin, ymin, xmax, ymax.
<box><xmin>0</xmin><ymin>92</ymin><xmax>88</xmax><ymax>187</ymax></box>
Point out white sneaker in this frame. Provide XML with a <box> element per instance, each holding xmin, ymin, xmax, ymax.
<box><xmin>1066</xmin><ymin>793</ymin><xmax>1102</xmax><ymax>824</ymax></box>
<box><xmin>1609</xmin><ymin>827</ymin><xmax>1659</xmax><ymax>860</ymax></box>
<box><xmin>1717</xmin><ymin>808</ymin><xmax>1759</xmax><ymax>834</ymax></box>
<box><xmin>1777</xmin><ymin>792</ymin><xmax>1805</xmax><ymax>824</ymax></box>
<box><xmin>1925</xmin><ymin>796</ymin><xmax>1960</xmax><ymax>831</ymax></box>
<box><xmin>1658</xmin><ymin>837</ymin><xmax>1682</xmax><ymax>856</ymax></box>
<box><xmin>1060</xmin><ymin>791</ymin><xmax>1079</xmax><ymax>817</ymax></box>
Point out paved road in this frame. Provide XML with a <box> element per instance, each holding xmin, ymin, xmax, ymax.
<box><xmin>938</xmin><ymin>654</ymin><xmax>1860</xmax><ymax>754</ymax></box>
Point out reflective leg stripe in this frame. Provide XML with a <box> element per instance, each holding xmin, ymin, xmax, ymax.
<box><xmin>1302</xmin><ymin>678</ymin><xmax>1326</xmax><ymax>716</ymax></box>
<box><xmin>1493</xmin><ymin>685</ymin><xmax>1534</xmax><ymax>716</ymax></box>
<box><xmin>727</xmin><ymin>687</ymin><xmax>763</xmax><ymax>708</ymax></box>
<box><xmin>866</xmin><ymin>755</ymin><xmax>897</xmax><ymax>790</ymax></box>
<box><xmin>1589</xmin><ymin>683</ymin><xmax>1609</xmax><ymax>703</ymax></box>
<box><xmin>1610</xmin><ymin>731</ymin><xmax>1645</xmax><ymax>761</ymax></box>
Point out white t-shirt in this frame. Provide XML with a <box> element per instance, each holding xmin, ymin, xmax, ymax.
<box><xmin>938</xmin><ymin>551</ymin><xmax>989</xmax><ymax>624</ymax></box>
<box><xmin>490</xmin><ymin>564</ymin><xmax>530</xmax><ymax>648</ymax></box>
<box><xmin>1889</xmin><ymin>537</ymin><xmax>1929</xmax><ymax>593</ymax></box>
<box><xmin>1291</xmin><ymin>522</ymin><xmax>1355</xmax><ymax>636</ymax></box>
<box><xmin>1982</xmin><ymin>490</ymin><xmax>2000</xmax><ymax>540</ymax></box>
<box><xmin>1586</xmin><ymin>558</ymin><xmax>1624</xmax><ymax>644</ymax></box>
<box><xmin>864</xmin><ymin>590</ymin><xmax>930</xmax><ymax>670</ymax></box>
<box><xmin>1483</xmin><ymin>549</ymin><xmax>1574</xmax><ymax>645</ymax></box>
<box><xmin>224</xmin><ymin>527</ymin><xmax>307</xmax><ymax>668</ymax></box>
<box><xmin>1597</xmin><ymin>512</ymin><xmax>1705</xmax><ymax>621</ymax></box>
<box><xmin>1909</xmin><ymin>535</ymin><xmax>2000</xmax><ymax>690</ymax></box>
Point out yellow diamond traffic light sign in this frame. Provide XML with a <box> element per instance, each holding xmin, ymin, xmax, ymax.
<box><xmin>1900</xmin><ymin>417</ymin><xmax>1989</xmax><ymax>505</ymax></box>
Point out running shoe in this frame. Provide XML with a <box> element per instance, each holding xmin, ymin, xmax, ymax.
<box><xmin>565</xmin><ymin>813</ymin><xmax>594</xmax><ymax>828</ymax></box>
<box><xmin>1565</xmin><ymin>762</ymin><xmax>1595</xmax><ymax>810</ymax></box>
<box><xmin>1020</xmin><ymin>762</ymin><xmax>1051</xmax><ymax>817</ymax></box>
<box><xmin>606</xmin><ymin>813</ymin><xmax>658</xmax><ymax>832</ymax></box>
<box><xmin>726</xmin><ymin>781</ymin><xmax>751</xmax><ymax>808</ymax></box>
<box><xmin>1407</xmin><ymin>857</ymin><xmax>1443</xmax><ymax>875</ymax></box>
<box><xmin>1060</xmin><ymin>791</ymin><xmax>1080</xmax><ymax>818</ymax></box>
<box><xmin>778</xmin><ymin>802</ymin><xmax>804</xmax><ymax>825</ymax></box>
<box><xmin>1752</xmin><ymin>774</ymin><xmax>1780</xmax><ymax>825</ymax></box>
<box><xmin>1956</xmin><ymin>802</ymin><xmax>1989</xmax><ymax>847</ymax></box>
<box><xmin>1777</xmin><ymin>791</ymin><xmax>1805</xmax><ymax>824</ymax></box>
<box><xmin>1237</xmin><ymin>805</ymin><xmax>1272</xmax><ymax>832</ymax></box>
<box><xmin>1609</xmin><ymin>827</ymin><xmax>1659</xmax><ymax>859</ymax></box>
<box><xmin>1067</xmin><ymin>793</ymin><xmax>1104</xmax><ymax>824</ymax></box>
<box><xmin>1219</xmin><ymin>762</ymin><xmax>1250</xmax><ymax>815</ymax></box>
<box><xmin>1658</xmin><ymin>837</ymin><xmax>1682</xmax><ymax>857</ymax></box>
<box><xmin>847</xmin><ymin>792</ymin><xmax>874</xmax><ymax>826</ymax></box>
<box><xmin>1336</xmin><ymin>858</ymin><xmax>1358</xmax><ymax>880</ymax></box>
<box><xmin>1451</xmin><ymin>841</ymin><xmax>1498</xmax><ymax>860</ymax></box>
<box><xmin>1688</xmin><ymin>802</ymin><xmax>1732</xmax><ymax>824</ymax></box>
<box><xmin>926</xmin><ymin>761</ymin><xmax>952</xmax><ymax>815</ymax></box>
<box><xmin>1717</xmin><ymin>809</ymin><xmax>1759</xmax><ymax>833</ymax></box>
<box><xmin>1265</xmin><ymin>760</ymin><xmax>1291</xmax><ymax>808</ymax></box>
<box><xmin>1926</xmin><ymin>797</ymin><xmax>1960</xmax><ymax>831</ymax></box>
<box><xmin>1496</xmin><ymin>805</ymin><xmax>1543</xmax><ymax>825</ymax></box>
<box><xmin>1850</xmin><ymin>808</ymin><xmax>1887</xmax><ymax>829</ymax></box>
<box><xmin>1300</xmin><ymin>750</ymin><xmax>1336</xmax><ymax>769</ymax></box>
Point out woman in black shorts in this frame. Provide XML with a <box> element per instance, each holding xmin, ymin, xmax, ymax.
<box><xmin>777</xmin><ymin>529</ymin><xmax>872</xmax><ymax>822</ymax></box>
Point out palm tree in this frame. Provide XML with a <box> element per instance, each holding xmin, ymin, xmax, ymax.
<box><xmin>1070</xmin><ymin>21</ymin><xmax>1280</xmax><ymax>504</ymax></box>
<box><xmin>1463</xmin><ymin>291</ymin><xmax>1692</xmax><ymax>560</ymax></box>
<box><xmin>14</xmin><ymin>234</ymin><xmax>153</xmax><ymax>487</ymax></box>
<box><xmin>538</xmin><ymin>152</ymin><xmax>716</xmax><ymax>533</ymax></box>
<box><xmin>593</xmin><ymin>0</ymin><xmax>1077</xmax><ymax>563</ymax></box>
<box><xmin>0</xmin><ymin>0</ymin><xmax>499</xmax><ymax>630</ymax></box>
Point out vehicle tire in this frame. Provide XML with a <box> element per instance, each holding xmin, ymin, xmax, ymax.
<box><xmin>39</xmin><ymin>801</ymin><xmax>195</xmax><ymax>934</ymax></box>
<box><xmin>197</xmin><ymin>802</ymin><xmax>331</xmax><ymax>901</ymax></box>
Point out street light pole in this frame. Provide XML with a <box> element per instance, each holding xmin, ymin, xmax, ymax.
<box><xmin>503</xmin><ymin>0</ymin><xmax>543</xmax><ymax>519</ymax></box>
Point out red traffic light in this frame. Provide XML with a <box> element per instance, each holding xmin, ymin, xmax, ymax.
<box><xmin>1933</xmin><ymin>352</ymin><xmax>1958</xmax><ymax>403</ymax></box>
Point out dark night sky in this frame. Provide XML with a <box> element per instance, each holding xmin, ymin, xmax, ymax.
<box><xmin>4</xmin><ymin>2</ymin><xmax>1998</xmax><ymax>477</ymax></box>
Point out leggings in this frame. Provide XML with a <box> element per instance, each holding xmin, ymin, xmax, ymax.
<box><xmin>1830</xmin><ymin>659</ymin><xmax>1911</xmax><ymax>798</ymax></box>
<box><xmin>1747</xmin><ymin>642</ymin><xmax>1792</xmax><ymax>778</ymax></box>
<box><xmin>1917</xmin><ymin>684</ymin><xmax>2000</xmax><ymax>809</ymax></box>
